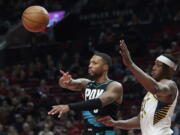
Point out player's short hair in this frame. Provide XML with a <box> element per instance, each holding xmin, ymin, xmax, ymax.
<box><xmin>94</xmin><ymin>51</ymin><xmax>112</xmax><ymax>67</ymax></box>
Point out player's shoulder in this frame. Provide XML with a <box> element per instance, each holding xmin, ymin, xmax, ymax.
<box><xmin>108</xmin><ymin>80</ymin><xmax>123</xmax><ymax>89</ymax></box>
<box><xmin>160</xmin><ymin>79</ymin><xmax>177</xmax><ymax>87</ymax></box>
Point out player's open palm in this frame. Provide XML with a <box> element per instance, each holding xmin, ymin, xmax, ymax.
<box><xmin>119</xmin><ymin>40</ymin><xmax>133</xmax><ymax>67</ymax></box>
<box><xmin>60</xmin><ymin>70</ymin><xmax>72</xmax><ymax>85</ymax></box>
<box><xmin>95</xmin><ymin>116</ymin><xmax>116</xmax><ymax>127</ymax></box>
<box><xmin>48</xmin><ymin>105</ymin><xmax>70</xmax><ymax>118</ymax></box>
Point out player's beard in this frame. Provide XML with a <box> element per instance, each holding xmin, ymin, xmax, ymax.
<box><xmin>88</xmin><ymin>72</ymin><xmax>102</xmax><ymax>80</ymax></box>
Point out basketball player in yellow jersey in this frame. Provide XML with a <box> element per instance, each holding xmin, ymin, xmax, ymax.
<box><xmin>96</xmin><ymin>40</ymin><xmax>179</xmax><ymax>135</ymax></box>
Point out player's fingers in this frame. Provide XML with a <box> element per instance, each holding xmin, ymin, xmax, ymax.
<box><xmin>94</xmin><ymin>116</ymin><xmax>103</xmax><ymax>121</ymax></box>
<box><xmin>64</xmin><ymin>72</ymin><xmax>71</xmax><ymax>78</ymax></box>
<box><xmin>119</xmin><ymin>40</ymin><xmax>121</xmax><ymax>45</ymax></box>
<box><xmin>60</xmin><ymin>70</ymin><xmax>65</xmax><ymax>75</ymax></box>
<box><xmin>119</xmin><ymin>50</ymin><xmax>123</xmax><ymax>56</ymax></box>
<box><xmin>58</xmin><ymin>111</ymin><xmax>63</xmax><ymax>118</ymax></box>
<box><xmin>51</xmin><ymin>108</ymin><xmax>61</xmax><ymax>115</ymax></box>
<box><xmin>48</xmin><ymin>109</ymin><xmax>56</xmax><ymax>115</ymax></box>
<box><xmin>119</xmin><ymin>42</ymin><xmax>124</xmax><ymax>51</ymax></box>
<box><xmin>121</xmin><ymin>41</ymin><xmax>126</xmax><ymax>51</ymax></box>
<box><xmin>99</xmin><ymin>116</ymin><xmax>112</xmax><ymax>123</ymax></box>
<box><xmin>107</xmin><ymin>116</ymin><xmax>113</xmax><ymax>120</ymax></box>
<box><xmin>120</xmin><ymin>40</ymin><xmax>123</xmax><ymax>44</ymax></box>
<box><xmin>64</xmin><ymin>72</ymin><xmax>70</xmax><ymax>78</ymax></box>
<box><xmin>102</xmin><ymin>116</ymin><xmax>111</xmax><ymax>121</ymax></box>
<box><xmin>122</xmin><ymin>40</ymin><xmax>129</xmax><ymax>54</ymax></box>
<box><xmin>64</xmin><ymin>75</ymin><xmax>72</xmax><ymax>83</ymax></box>
<box><xmin>67</xmin><ymin>74</ymin><xmax>72</xmax><ymax>79</ymax></box>
<box><xmin>61</xmin><ymin>73</ymin><xmax>70</xmax><ymax>81</ymax></box>
<box><xmin>122</xmin><ymin>40</ymin><xmax>129</xmax><ymax>52</ymax></box>
<box><xmin>96</xmin><ymin>116</ymin><xmax>109</xmax><ymax>122</ymax></box>
<box><xmin>120</xmin><ymin>41</ymin><xmax>129</xmax><ymax>57</ymax></box>
<box><xmin>48</xmin><ymin>106</ymin><xmax>61</xmax><ymax>115</ymax></box>
<box><xmin>122</xmin><ymin>40</ymin><xmax>126</xmax><ymax>47</ymax></box>
<box><xmin>52</xmin><ymin>105</ymin><xmax>59</xmax><ymax>108</ymax></box>
<box><xmin>119</xmin><ymin>41</ymin><xmax>122</xmax><ymax>48</ymax></box>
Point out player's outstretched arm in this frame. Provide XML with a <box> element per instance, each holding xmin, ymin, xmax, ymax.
<box><xmin>59</xmin><ymin>70</ymin><xmax>90</xmax><ymax>91</ymax></box>
<box><xmin>49</xmin><ymin>81</ymin><xmax>123</xmax><ymax>117</ymax></box>
<box><xmin>95</xmin><ymin>115</ymin><xmax>140</xmax><ymax>130</ymax></box>
<box><xmin>119</xmin><ymin>40</ymin><xmax>177</xmax><ymax>97</ymax></box>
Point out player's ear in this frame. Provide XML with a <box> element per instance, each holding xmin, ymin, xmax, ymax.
<box><xmin>103</xmin><ymin>64</ymin><xmax>108</xmax><ymax>71</ymax></box>
<box><xmin>169</xmin><ymin>67</ymin><xmax>176</xmax><ymax>75</ymax></box>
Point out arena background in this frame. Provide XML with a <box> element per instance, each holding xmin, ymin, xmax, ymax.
<box><xmin>0</xmin><ymin>0</ymin><xmax>179</xmax><ymax>135</ymax></box>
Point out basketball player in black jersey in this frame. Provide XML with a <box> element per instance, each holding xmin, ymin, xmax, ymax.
<box><xmin>48</xmin><ymin>52</ymin><xmax>123</xmax><ymax>135</ymax></box>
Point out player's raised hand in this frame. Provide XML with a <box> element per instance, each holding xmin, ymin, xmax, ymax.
<box><xmin>95</xmin><ymin>116</ymin><xmax>116</xmax><ymax>127</ymax></box>
<box><xmin>59</xmin><ymin>70</ymin><xmax>72</xmax><ymax>85</ymax></box>
<box><xmin>119</xmin><ymin>40</ymin><xmax>133</xmax><ymax>67</ymax></box>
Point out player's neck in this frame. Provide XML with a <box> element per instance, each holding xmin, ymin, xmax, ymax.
<box><xmin>95</xmin><ymin>73</ymin><xmax>109</xmax><ymax>84</ymax></box>
<box><xmin>157</xmin><ymin>74</ymin><xmax>172</xmax><ymax>81</ymax></box>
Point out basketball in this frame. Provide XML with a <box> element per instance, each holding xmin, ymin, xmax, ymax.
<box><xmin>22</xmin><ymin>6</ymin><xmax>49</xmax><ymax>32</ymax></box>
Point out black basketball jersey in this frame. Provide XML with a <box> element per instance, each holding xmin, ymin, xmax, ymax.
<box><xmin>82</xmin><ymin>80</ymin><xmax>119</xmax><ymax>128</ymax></box>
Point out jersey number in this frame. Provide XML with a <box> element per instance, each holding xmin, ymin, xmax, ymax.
<box><xmin>140</xmin><ymin>97</ymin><xmax>150</xmax><ymax>119</ymax></box>
<box><xmin>93</xmin><ymin>109</ymin><xmax>98</xmax><ymax>113</ymax></box>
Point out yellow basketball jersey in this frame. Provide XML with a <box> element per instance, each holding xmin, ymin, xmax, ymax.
<box><xmin>140</xmin><ymin>90</ymin><xmax>178</xmax><ymax>135</ymax></box>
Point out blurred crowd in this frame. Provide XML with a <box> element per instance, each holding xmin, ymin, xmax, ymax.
<box><xmin>0</xmin><ymin>0</ymin><xmax>180</xmax><ymax>135</ymax></box>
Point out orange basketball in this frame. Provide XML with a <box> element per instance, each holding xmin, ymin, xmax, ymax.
<box><xmin>22</xmin><ymin>6</ymin><xmax>49</xmax><ymax>32</ymax></box>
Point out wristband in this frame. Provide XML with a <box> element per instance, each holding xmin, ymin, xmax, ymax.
<box><xmin>68</xmin><ymin>98</ymin><xmax>102</xmax><ymax>111</ymax></box>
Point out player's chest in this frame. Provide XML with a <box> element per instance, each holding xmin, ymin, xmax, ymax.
<box><xmin>141</xmin><ymin>93</ymin><xmax>158</xmax><ymax>111</ymax></box>
<box><xmin>84</xmin><ymin>88</ymin><xmax>105</xmax><ymax>100</ymax></box>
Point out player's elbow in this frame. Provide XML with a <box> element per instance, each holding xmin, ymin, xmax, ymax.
<box><xmin>151</xmin><ymin>84</ymin><xmax>171</xmax><ymax>96</ymax></box>
<box><xmin>100</xmin><ymin>96</ymin><xmax>118</xmax><ymax>108</ymax></box>
<box><xmin>151</xmin><ymin>86</ymin><xmax>159</xmax><ymax>94</ymax></box>
<box><xmin>147</xmin><ymin>82</ymin><xmax>160</xmax><ymax>94</ymax></box>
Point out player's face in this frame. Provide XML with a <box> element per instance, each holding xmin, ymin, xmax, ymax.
<box><xmin>88</xmin><ymin>55</ymin><xmax>107</xmax><ymax>78</ymax></box>
<box><xmin>151</xmin><ymin>61</ymin><xmax>164</xmax><ymax>80</ymax></box>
